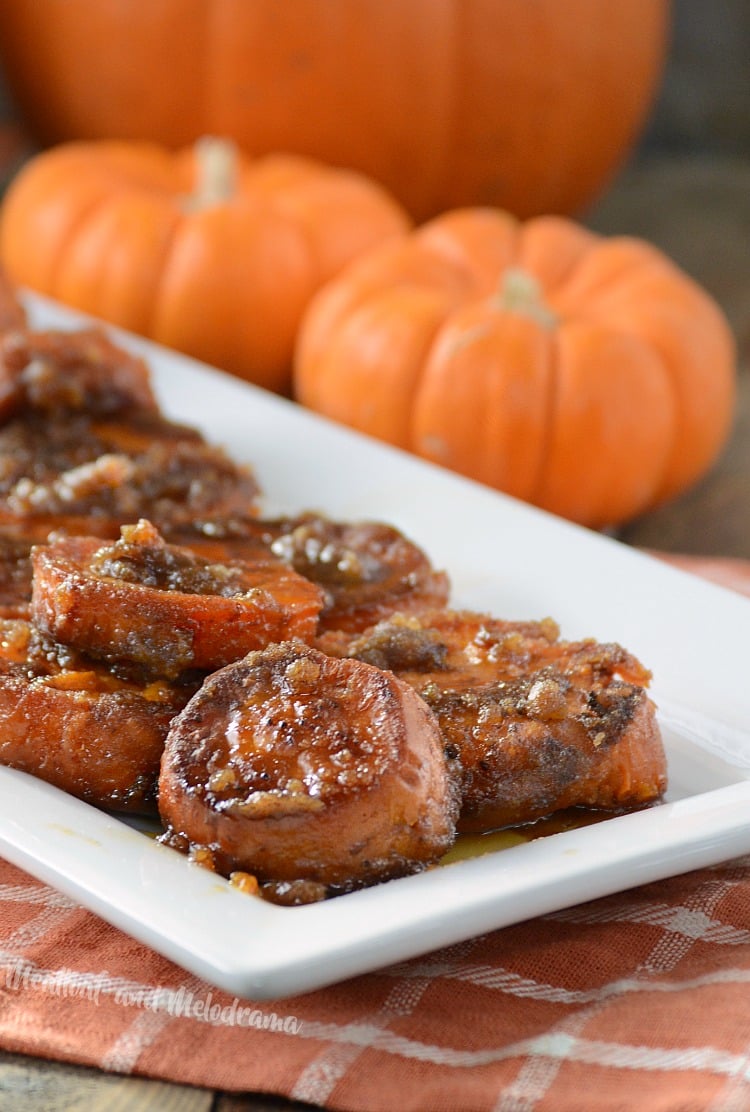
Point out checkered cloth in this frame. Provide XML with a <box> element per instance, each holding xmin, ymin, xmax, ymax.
<box><xmin>1</xmin><ymin>554</ymin><xmax>750</xmax><ymax>1110</ymax></box>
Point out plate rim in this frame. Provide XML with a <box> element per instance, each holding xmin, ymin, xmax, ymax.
<box><xmin>1</xmin><ymin>292</ymin><xmax>750</xmax><ymax>999</ymax></box>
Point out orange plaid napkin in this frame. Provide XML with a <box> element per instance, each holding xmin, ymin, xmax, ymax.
<box><xmin>1</xmin><ymin>553</ymin><xmax>750</xmax><ymax>1111</ymax></box>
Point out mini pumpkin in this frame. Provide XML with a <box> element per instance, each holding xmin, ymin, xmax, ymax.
<box><xmin>294</xmin><ymin>208</ymin><xmax>736</xmax><ymax>528</ymax></box>
<box><xmin>0</xmin><ymin>137</ymin><xmax>410</xmax><ymax>392</ymax></box>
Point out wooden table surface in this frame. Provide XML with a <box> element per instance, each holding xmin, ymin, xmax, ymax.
<box><xmin>1</xmin><ymin>152</ymin><xmax>750</xmax><ymax>1109</ymax></box>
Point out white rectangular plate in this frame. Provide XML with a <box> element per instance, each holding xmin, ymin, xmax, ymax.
<box><xmin>1</xmin><ymin>293</ymin><xmax>750</xmax><ymax>1000</ymax></box>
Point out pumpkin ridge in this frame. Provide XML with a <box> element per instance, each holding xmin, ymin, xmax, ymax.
<box><xmin>531</xmin><ymin>319</ymin><xmax>676</xmax><ymax>526</ymax></box>
<box><xmin>0</xmin><ymin>149</ymin><xmax>135</xmax><ymax>297</ymax></box>
<box><xmin>515</xmin><ymin>216</ymin><xmax>600</xmax><ymax>299</ymax></box>
<box><xmin>410</xmin><ymin>300</ymin><xmax>553</xmax><ymax>500</ymax></box>
<box><xmin>248</xmin><ymin>167</ymin><xmax>410</xmax><ymax>290</ymax></box>
<box><xmin>550</xmin><ymin>238</ymin><xmax>670</xmax><ymax>320</ymax></box>
<box><xmin>47</xmin><ymin>182</ymin><xmax>140</xmax><ymax>302</ymax></box>
<box><xmin>496</xmin><ymin>230</ymin><xmax>558</xmax><ymax>507</ymax></box>
<box><xmin>528</xmin><ymin>313</ymin><xmax>562</xmax><ymax>512</ymax></box>
<box><xmin>629</xmin><ymin>331</ymin><xmax>681</xmax><ymax>513</ymax></box>
<box><xmin>415</xmin><ymin>209</ymin><xmax>521</xmax><ymax>298</ymax></box>
<box><xmin>591</xmin><ymin>276</ymin><xmax>737</xmax><ymax>505</ymax></box>
<box><xmin>42</xmin><ymin>148</ymin><xmax>187</xmax><ymax>332</ymax></box>
<box><xmin>142</xmin><ymin>206</ymin><xmax>187</xmax><ymax>341</ymax></box>
<box><xmin>389</xmin><ymin>294</ymin><xmax>457</xmax><ymax>451</ymax></box>
<box><xmin>150</xmin><ymin>195</ymin><xmax>318</xmax><ymax>391</ymax></box>
<box><xmin>605</xmin><ymin>321</ymin><xmax>678</xmax><ymax>521</ymax></box>
<box><xmin>590</xmin><ymin>313</ymin><xmax>681</xmax><ymax>513</ymax></box>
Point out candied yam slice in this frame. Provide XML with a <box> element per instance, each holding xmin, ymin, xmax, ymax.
<box><xmin>0</xmin><ymin>411</ymin><xmax>261</xmax><ymax>527</ymax></box>
<box><xmin>31</xmin><ymin>520</ymin><xmax>325</xmax><ymax>677</ymax></box>
<box><xmin>158</xmin><ymin>641</ymin><xmax>458</xmax><ymax>896</ymax></box>
<box><xmin>318</xmin><ymin>608</ymin><xmax>667</xmax><ymax>832</ymax></box>
<box><xmin>197</xmin><ymin>513</ymin><xmax>451</xmax><ymax>632</ymax></box>
<box><xmin>0</xmin><ymin>326</ymin><xmax>158</xmax><ymax>422</ymax></box>
<box><xmin>0</xmin><ymin>619</ymin><xmax>193</xmax><ymax>812</ymax></box>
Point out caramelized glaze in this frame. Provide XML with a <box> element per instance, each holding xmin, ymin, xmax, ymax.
<box><xmin>31</xmin><ymin>521</ymin><xmax>324</xmax><ymax>678</ymax></box>
<box><xmin>318</xmin><ymin>609</ymin><xmax>667</xmax><ymax>832</ymax></box>
<box><xmin>159</xmin><ymin>641</ymin><xmax>458</xmax><ymax>896</ymax></box>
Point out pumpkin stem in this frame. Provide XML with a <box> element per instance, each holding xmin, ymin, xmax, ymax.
<box><xmin>497</xmin><ymin>267</ymin><xmax>557</xmax><ymax>328</ymax></box>
<box><xmin>188</xmin><ymin>136</ymin><xmax>239</xmax><ymax>210</ymax></box>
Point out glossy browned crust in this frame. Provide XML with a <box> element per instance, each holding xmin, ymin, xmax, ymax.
<box><xmin>0</xmin><ymin>526</ymin><xmax>35</xmax><ymax>618</ymax></box>
<box><xmin>31</xmin><ymin>523</ymin><xmax>325</xmax><ymax>678</ymax></box>
<box><xmin>0</xmin><ymin>326</ymin><xmax>158</xmax><ymax>422</ymax></box>
<box><xmin>169</xmin><ymin>513</ymin><xmax>450</xmax><ymax>633</ymax></box>
<box><xmin>0</xmin><ymin>516</ymin><xmax>155</xmax><ymax>621</ymax></box>
<box><xmin>318</xmin><ymin>609</ymin><xmax>667</xmax><ymax>832</ymax></box>
<box><xmin>0</xmin><ymin>411</ymin><xmax>260</xmax><ymax>529</ymax></box>
<box><xmin>158</xmin><ymin>641</ymin><xmax>458</xmax><ymax>892</ymax></box>
<box><xmin>0</xmin><ymin>619</ymin><xmax>194</xmax><ymax>812</ymax></box>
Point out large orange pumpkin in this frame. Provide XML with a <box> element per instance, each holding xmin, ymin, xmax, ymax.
<box><xmin>0</xmin><ymin>138</ymin><xmax>409</xmax><ymax>392</ymax></box>
<box><xmin>0</xmin><ymin>1</ymin><xmax>670</xmax><ymax>221</ymax></box>
<box><xmin>294</xmin><ymin>209</ymin><xmax>736</xmax><ymax>529</ymax></box>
